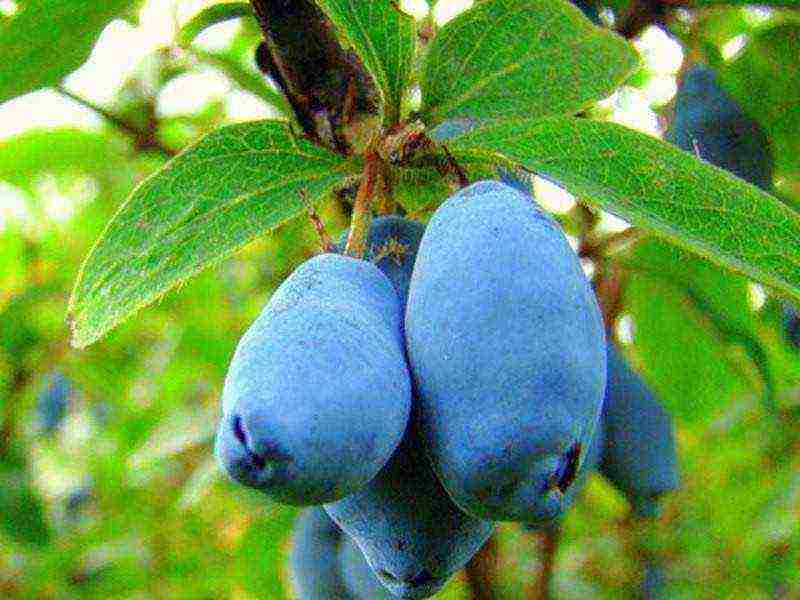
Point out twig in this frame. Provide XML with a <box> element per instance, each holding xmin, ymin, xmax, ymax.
<box><xmin>344</xmin><ymin>152</ymin><xmax>380</xmax><ymax>258</ymax></box>
<box><xmin>595</xmin><ymin>265</ymin><xmax>630</xmax><ymax>339</ymax></box>
<box><xmin>299</xmin><ymin>189</ymin><xmax>334</xmax><ymax>253</ymax></box>
<box><xmin>525</xmin><ymin>527</ymin><xmax>560</xmax><ymax>600</ymax></box>
<box><xmin>56</xmin><ymin>86</ymin><xmax>176</xmax><ymax>157</ymax></box>
<box><xmin>464</xmin><ymin>533</ymin><xmax>499</xmax><ymax>600</ymax></box>
<box><xmin>375</xmin><ymin>161</ymin><xmax>396</xmax><ymax>215</ymax></box>
<box><xmin>441</xmin><ymin>145</ymin><xmax>469</xmax><ymax>189</ymax></box>
<box><xmin>580</xmin><ymin>227</ymin><xmax>644</xmax><ymax>260</ymax></box>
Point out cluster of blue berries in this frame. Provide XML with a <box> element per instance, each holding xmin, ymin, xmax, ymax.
<box><xmin>215</xmin><ymin>178</ymin><xmax>681</xmax><ymax>598</ymax></box>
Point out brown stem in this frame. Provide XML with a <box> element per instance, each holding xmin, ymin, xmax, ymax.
<box><xmin>375</xmin><ymin>161</ymin><xmax>396</xmax><ymax>215</ymax></box>
<box><xmin>249</xmin><ymin>0</ymin><xmax>380</xmax><ymax>155</ymax></box>
<box><xmin>580</xmin><ymin>227</ymin><xmax>643</xmax><ymax>260</ymax></box>
<box><xmin>596</xmin><ymin>265</ymin><xmax>630</xmax><ymax>339</ymax></box>
<box><xmin>525</xmin><ymin>527</ymin><xmax>560</xmax><ymax>600</ymax></box>
<box><xmin>464</xmin><ymin>534</ymin><xmax>499</xmax><ymax>600</ymax></box>
<box><xmin>56</xmin><ymin>86</ymin><xmax>176</xmax><ymax>157</ymax></box>
<box><xmin>345</xmin><ymin>153</ymin><xmax>380</xmax><ymax>258</ymax></box>
<box><xmin>441</xmin><ymin>145</ymin><xmax>469</xmax><ymax>189</ymax></box>
<box><xmin>299</xmin><ymin>189</ymin><xmax>334</xmax><ymax>253</ymax></box>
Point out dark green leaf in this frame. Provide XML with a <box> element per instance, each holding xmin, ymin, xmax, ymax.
<box><xmin>0</xmin><ymin>0</ymin><xmax>136</xmax><ymax>103</ymax></box>
<box><xmin>69</xmin><ymin>120</ymin><xmax>357</xmax><ymax>348</ymax></box>
<box><xmin>419</xmin><ymin>0</ymin><xmax>638</xmax><ymax>124</ymax></box>
<box><xmin>315</xmin><ymin>0</ymin><xmax>416</xmax><ymax>124</ymax></box>
<box><xmin>450</xmin><ymin>117</ymin><xmax>800</xmax><ymax>300</ymax></box>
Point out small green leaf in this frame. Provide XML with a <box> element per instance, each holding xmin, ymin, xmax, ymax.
<box><xmin>176</xmin><ymin>2</ymin><xmax>253</xmax><ymax>48</ymax></box>
<box><xmin>315</xmin><ymin>0</ymin><xmax>416</xmax><ymax>124</ymax></box>
<box><xmin>450</xmin><ymin>117</ymin><xmax>800</xmax><ymax>300</ymax></box>
<box><xmin>419</xmin><ymin>0</ymin><xmax>638</xmax><ymax>124</ymax></box>
<box><xmin>69</xmin><ymin>120</ymin><xmax>357</xmax><ymax>348</ymax></box>
<box><xmin>0</xmin><ymin>0</ymin><xmax>136</xmax><ymax>103</ymax></box>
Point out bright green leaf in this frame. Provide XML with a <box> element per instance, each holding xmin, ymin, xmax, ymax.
<box><xmin>450</xmin><ymin>117</ymin><xmax>800</xmax><ymax>300</ymax></box>
<box><xmin>315</xmin><ymin>0</ymin><xmax>416</xmax><ymax>124</ymax></box>
<box><xmin>419</xmin><ymin>0</ymin><xmax>638</xmax><ymax>124</ymax></box>
<box><xmin>0</xmin><ymin>128</ymin><xmax>131</xmax><ymax>193</ymax></box>
<box><xmin>624</xmin><ymin>239</ymin><xmax>775</xmax><ymax>420</ymax></box>
<box><xmin>176</xmin><ymin>2</ymin><xmax>253</xmax><ymax>48</ymax></box>
<box><xmin>624</xmin><ymin>266</ymin><xmax>753</xmax><ymax>424</ymax></box>
<box><xmin>0</xmin><ymin>0</ymin><xmax>136</xmax><ymax>104</ymax></box>
<box><xmin>69</xmin><ymin>120</ymin><xmax>357</xmax><ymax>348</ymax></box>
<box><xmin>0</xmin><ymin>447</ymin><xmax>51</xmax><ymax>547</ymax></box>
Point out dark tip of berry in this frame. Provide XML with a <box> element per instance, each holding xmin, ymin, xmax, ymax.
<box><xmin>553</xmin><ymin>441</ymin><xmax>582</xmax><ymax>493</ymax></box>
<box><xmin>232</xmin><ymin>415</ymin><xmax>266</xmax><ymax>470</ymax></box>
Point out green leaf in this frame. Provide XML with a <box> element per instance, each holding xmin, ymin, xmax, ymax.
<box><xmin>625</xmin><ymin>273</ymin><xmax>751</xmax><ymax>424</ymax></box>
<box><xmin>719</xmin><ymin>23</ymin><xmax>800</xmax><ymax>186</ymax></box>
<box><xmin>419</xmin><ymin>0</ymin><xmax>638</xmax><ymax>124</ymax></box>
<box><xmin>449</xmin><ymin>117</ymin><xmax>800</xmax><ymax>300</ymax></box>
<box><xmin>0</xmin><ymin>0</ymin><xmax>136</xmax><ymax>104</ymax></box>
<box><xmin>393</xmin><ymin>160</ymin><xmax>495</xmax><ymax>215</ymax></box>
<box><xmin>176</xmin><ymin>2</ymin><xmax>253</xmax><ymax>48</ymax></box>
<box><xmin>624</xmin><ymin>239</ymin><xmax>776</xmax><ymax>421</ymax></box>
<box><xmin>69</xmin><ymin>120</ymin><xmax>357</xmax><ymax>348</ymax></box>
<box><xmin>0</xmin><ymin>128</ymin><xmax>131</xmax><ymax>192</ymax></box>
<box><xmin>0</xmin><ymin>448</ymin><xmax>51</xmax><ymax>547</ymax></box>
<box><xmin>314</xmin><ymin>0</ymin><xmax>417</xmax><ymax>124</ymax></box>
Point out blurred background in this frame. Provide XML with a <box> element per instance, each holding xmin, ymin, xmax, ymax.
<box><xmin>1</xmin><ymin>0</ymin><xmax>799</xmax><ymax>597</ymax></box>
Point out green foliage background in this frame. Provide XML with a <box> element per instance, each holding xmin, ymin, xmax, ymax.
<box><xmin>1</xmin><ymin>1</ymin><xmax>799</xmax><ymax>598</ymax></box>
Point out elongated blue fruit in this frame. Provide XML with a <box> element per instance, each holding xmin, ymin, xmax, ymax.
<box><xmin>333</xmin><ymin>217</ymin><xmax>492</xmax><ymax>599</ymax></box>
<box><xmin>325</xmin><ymin>419</ymin><xmax>495</xmax><ymax>600</ymax></box>
<box><xmin>290</xmin><ymin>508</ymin><xmax>352</xmax><ymax>599</ymax></box>
<box><xmin>668</xmin><ymin>64</ymin><xmax>773</xmax><ymax>191</ymax></box>
<box><xmin>406</xmin><ymin>181</ymin><xmax>607</xmax><ymax>524</ymax></box>
<box><xmin>339</xmin><ymin>535</ymin><xmax>393</xmax><ymax>600</ymax></box>
<box><xmin>599</xmin><ymin>344</ymin><xmax>679</xmax><ymax>517</ymax></box>
<box><xmin>215</xmin><ymin>253</ymin><xmax>412</xmax><ymax>505</ymax></box>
